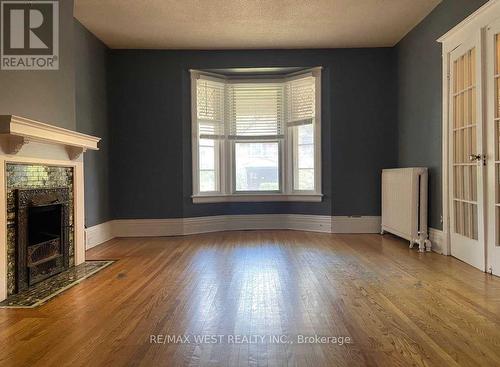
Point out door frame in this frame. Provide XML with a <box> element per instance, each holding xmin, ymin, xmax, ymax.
<box><xmin>485</xmin><ymin>19</ymin><xmax>500</xmax><ymax>275</ymax></box>
<box><xmin>439</xmin><ymin>0</ymin><xmax>500</xmax><ymax>260</ymax></box>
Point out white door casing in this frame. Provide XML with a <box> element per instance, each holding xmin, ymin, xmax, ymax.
<box><xmin>486</xmin><ymin>19</ymin><xmax>500</xmax><ymax>275</ymax></box>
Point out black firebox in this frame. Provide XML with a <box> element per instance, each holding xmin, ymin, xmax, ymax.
<box><xmin>16</xmin><ymin>188</ymin><xmax>70</xmax><ymax>292</ymax></box>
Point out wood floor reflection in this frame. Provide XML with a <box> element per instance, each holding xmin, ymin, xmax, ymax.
<box><xmin>1</xmin><ymin>231</ymin><xmax>500</xmax><ymax>366</ymax></box>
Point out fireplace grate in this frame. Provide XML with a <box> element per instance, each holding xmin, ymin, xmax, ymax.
<box><xmin>27</xmin><ymin>237</ymin><xmax>61</xmax><ymax>267</ymax></box>
<box><xmin>28</xmin><ymin>256</ymin><xmax>66</xmax><ymax>286</ymax></box>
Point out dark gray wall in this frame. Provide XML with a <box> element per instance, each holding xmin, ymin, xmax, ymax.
<box><xmin>0</xmin><ymin>0</ymin><xmax>76</xmax><ymax>130</ymax></box>
<box><xmin>0</xmin><ymin>2</ymin><xmax>111</xmax><ymax>226</ymax></box>
<box><xmin>108</xmin><ymin>49</ymin><xmax>397</xmax><ymax>219</ymax></box>
<box><xmin>74</xmin><ymin>21</ymin><xmax>111</xmax><ymax>227</ymax></box>
<box><xmin>396</xmin><ymin>0</ymin><xmax>487</xmax><ymax>229</ymax></box>
<box><xmin>8</xmin><ymin>0</ymin><xmax>476</xmax><ymax>224</ymax></box>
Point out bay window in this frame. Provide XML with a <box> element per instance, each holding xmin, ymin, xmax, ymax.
<box><xmin>191</xmin><ymin>67</ymin><xmax>322</xmax><ymax>203</ymax></box>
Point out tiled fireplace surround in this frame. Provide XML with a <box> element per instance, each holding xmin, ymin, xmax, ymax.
<box><xmin>0</xmin><ymin>115</ymin><xmax>100</xmax><ymax>301</ymax></box>
<box><xmin>6</xmin><ymin>164</ymin><xmax>75</xmax><ymax>296</ymax></box>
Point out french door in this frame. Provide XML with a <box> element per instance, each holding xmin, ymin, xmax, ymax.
<box><xmin>448</xmin><ymin>35</ymin><xmax>486</xmax><ymax>271</ymax></box>
<box><xmin>486</xmin><ymin>19</ymin><xmax>500</xmax><ymax>276</ymax></box>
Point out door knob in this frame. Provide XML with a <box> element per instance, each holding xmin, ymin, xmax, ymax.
<box><xmin>469</xmin><ymin>154</ymin><xmax>486</xmax><ymax>165</ymax></box>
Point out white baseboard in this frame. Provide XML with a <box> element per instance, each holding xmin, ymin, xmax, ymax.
<box><xmin>113</xmin><ymin>214</ymin><xmax>334</xmax><ymax>237</ymax></box>
<box><xmin>85</xmin><ymin>221</ymin><xmax>114</xmax><ymax>250</ymax></box>
<box><xmin>182</xmin><ymin>214</ymin><xmax>333</xmax><ymax>234</ymax></box>
<box><xmin>332</xmin><ymin>216</ymin><xmax>381</xmax><ymax>233</ymax></box>
<box><xmin>85</xmin><ymin>215</ymin><xmax>382</xmax><ymax>249</ymax></box>
<box><xmin>112</xmin><ymin>218</ymin><xmax>184</xmax><ymax>237</ymax></box>
<box><xmin>429</xmin><ymin>227</ymin><xmax>445</xmax><ymax>254</ymax></box>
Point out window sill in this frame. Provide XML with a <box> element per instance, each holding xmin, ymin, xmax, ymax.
<box><xmin>192</xmin><ymin>194</ymin><xmax>323</xmax><ymax>204</ymax></box>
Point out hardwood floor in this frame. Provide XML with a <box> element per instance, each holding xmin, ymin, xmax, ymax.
<box><xmin>1</xmin><ymin>231</ymin><xmax>500</xmax><ymax>366</ymax></box>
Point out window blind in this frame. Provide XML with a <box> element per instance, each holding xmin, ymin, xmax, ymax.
<box><xmin>286</xmin><ymin>76</ymin><xmax>316</xmax><ymax>127</ymax></box>
<box><xmin>226</xmin><ymin>83</ymin><xmax>284</xmax><ymax>140</ymax></box>
<box><xmin>196</xmin><ymin>78</ymin><xmax>225</xmax><ymax>139</ymax></box>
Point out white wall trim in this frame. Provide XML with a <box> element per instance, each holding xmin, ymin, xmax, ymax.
<box><xmin>192</xmin><ymin>194</ymin><xmax>323</xmax><ymax>203</ymax></box>
<box><xmin>183</xmin><ymin>214</ymin><xmax>332</xmax><ymax>234</ymax></box>
<box><xmin>429</xmin><ymin>228</ymin><xmax>445</xmax><ymax>255</ymax></box>
<box><xmin>85</xmin><ymin>221</ymin><xmax>114</xmax><ymax>250</ymax></box>
<box><xmin>85</xmin><ymin>215</ymin><xmax>383</xmax><ymax>248</ymax></box>
<box><xmin>437</xmin><ymin>0</ymin><xmax>500</xmax><ymax>50</ymax></box>
<box><xmin>113</xmin><ymin>218</ymin><xmax>185</xmax><ymax>237</ymax></box>
<box><xmin>332</xmin><ymin>216</ymin><xmax>381</xmax><ymax>233</ymax></box>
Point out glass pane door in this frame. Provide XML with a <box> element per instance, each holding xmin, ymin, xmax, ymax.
<box><xmin>452</xmin><ymin>48</ymin><xmax>478</xmax><ymax>240</ymax></box>
<box><xmin>449</xmin><ymin>35</ymin><xmax>485</xmax><ymax>272</ymax></box>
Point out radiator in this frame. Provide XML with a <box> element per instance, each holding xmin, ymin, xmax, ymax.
<box><xmin>381</xmin><ymin>168</ymin><xmax>431</xmax><ymax>252</ymax></box>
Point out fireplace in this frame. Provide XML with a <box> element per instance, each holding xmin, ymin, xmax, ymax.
<box><xmin>16</xmin><ymin>188</ymin><xmax>71</xmax><ymax>292</ymax></box>
<box><xmin>0</xmin><ymin>115</ymin><xmax>100</xmax><ymax>301</ymax></box>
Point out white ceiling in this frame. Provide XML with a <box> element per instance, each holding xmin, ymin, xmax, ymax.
<box><xmin>74</xmin><ymin>0</ymin><xmax>441</xmax><ymax>49</ymax></box>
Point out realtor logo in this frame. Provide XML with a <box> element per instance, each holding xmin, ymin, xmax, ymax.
<box><xmin>1</xmin><ymin>0</ymin><xmax>59</xmax><ymax>70</ymax></box>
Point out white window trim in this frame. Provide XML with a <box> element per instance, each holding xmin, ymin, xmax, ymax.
<box><xmin>192</xmin><ymin>194</ymin><xmax>323</xmax><ymax>204</ymax></box>
<box><xmin>191</xmin><ymin>67</ymin><xmax>322</xmax><ymax>203</ymax></box>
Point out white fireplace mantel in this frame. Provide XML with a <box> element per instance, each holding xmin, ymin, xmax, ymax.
<box><xmin>0</xmin><ymin>115</ymin><xmax>100</xmax><ymax>160</ymax></box>
<box><xmin>0</xmin><ymin>115</ymin><xmax>101</xmax><ymax>301</ymax></box>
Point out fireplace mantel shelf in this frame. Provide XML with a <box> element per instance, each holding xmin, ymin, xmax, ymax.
<box><xmin>0</xmin><ymin>115</ymin><xmax>100</xmax><ymax>160</ymax></box>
